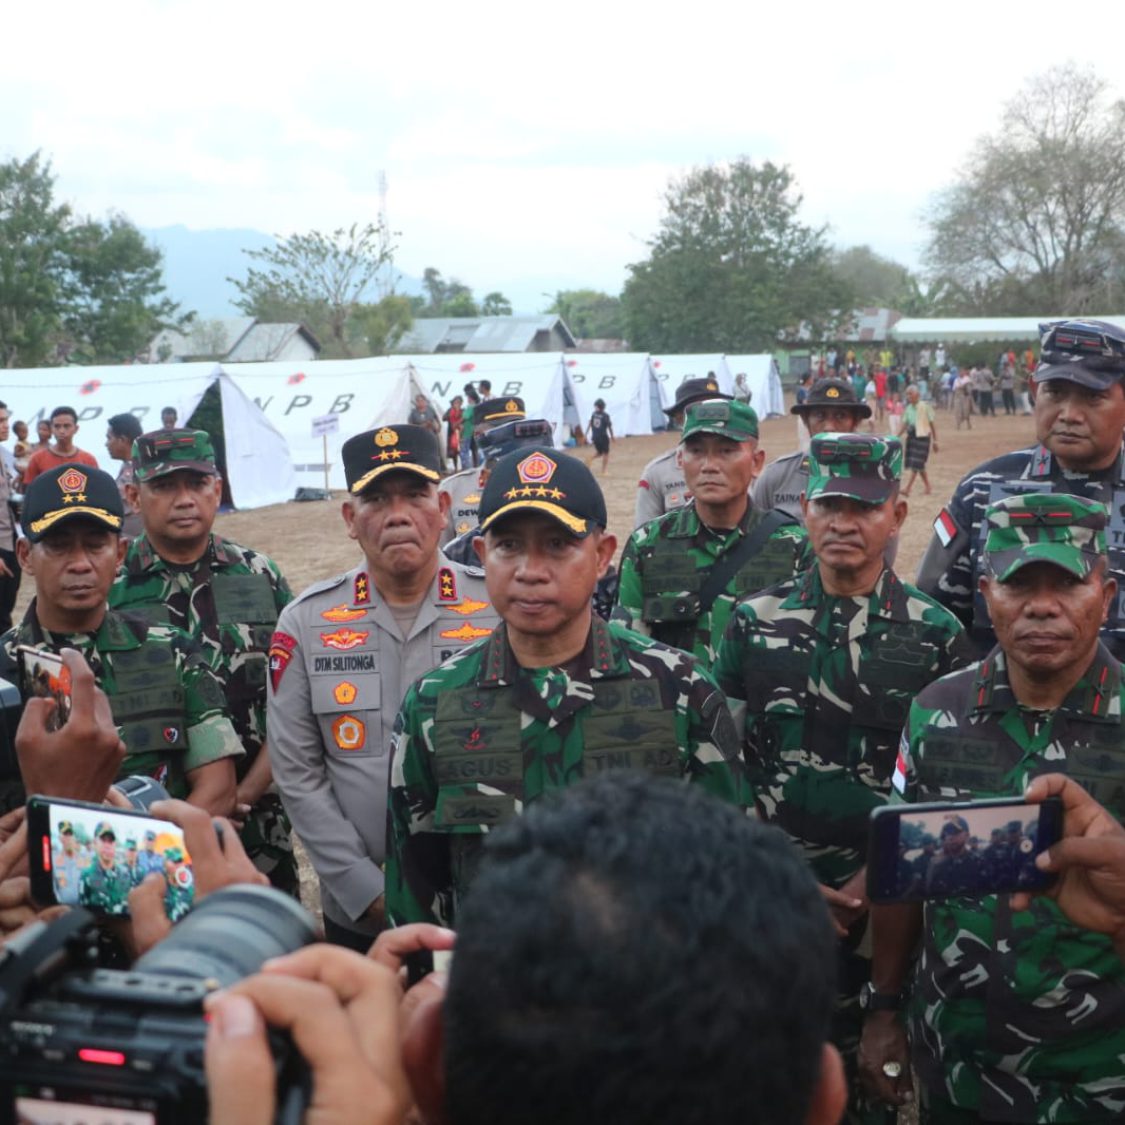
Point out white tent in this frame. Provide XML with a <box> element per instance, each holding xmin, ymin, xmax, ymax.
<box><xmin>403</xmin><ymin>353</ymin><xmax>583</xmax><ymax>443</ymax></box>
<box><xmin>561</xmin><ymin>353</ymin><xmax>666</xmax><ymax>435</ymax></box>
<box><xmin>890</xmin><ymin>315</ymin><xmax>1125</xmax><ymax>344</ymax></box>
<box><xmin>0</xmin><ymin>363</ymin><xmax>294</xmax><ymax>509</ymax></box>
<box><xmin>649</xmin><ymin>354</ymin><xmax>734</xmax><ymax>397</ymax></box>
<box><xmin>221</xmin><ymin>356</ymin><xmax>426</xmax><ymax>492</ymax></box>
<box><xmin>724</xmin><ymin>355</ymin><xmax>785</xmax><ymax>417</ymax></box>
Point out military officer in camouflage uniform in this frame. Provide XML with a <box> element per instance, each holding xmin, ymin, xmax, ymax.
<box><xmin>109</xmin><ymin>430</ymin><xmax>296</xmax><ymax>894</ymax></box>
<box><xmin>633</xmin><ymin>375</ymin><xmax>731</xmax><ymax>528</ymax></box>
<box><xmin>752</xmin><ymin>377</ymin><xmax>872</xmax><ymax>522</ymax></box>
<box><xmin>713</xmin><ymin>433</ymin><xmax>966</xmax><ymax>1124</ymax></box>
<box><xmin>439</xmin><ymin>397</ymin><xmax>526</xmax><ymax>545</ymax></box>
<box><xmin>0</xmin><ymin>465</ymin><xmax>243</xmax><ymax>813</ymax></box>
<box><xmin>269</xmin><ymin>424</ymin><xmax>499</xmax><ymax>951</ymax></box>
<box><xmin>614</xmin><ymin>399</ymin><xmax>809</xmax><ymax>665</ymax></box>
<box><xmin>162</xmin><ymin>845</ymin><xmax>194</xmax><ymax>922</ymax></box>
<box><xmin>122</xmin><ymin>837</ymin><xmax>144</xmax><ymax>887</ymax></box>
<box><xmin>864</xmin><ymin>493</ymin><xmax>1125</xmax><ymax>1124</ymax></box>
<box><xmin>79</xmin><ymin>820</ymin><xmax>132</xmax><ymax>914</ymax></box>
<box><xmin>917</xmin><ymin>318</ymin><xmax>1125</xmax><ymax>660</ymax></box>
<box><xmin>386</xmin><ymin>446</ymin><xmax>743</xmax><ymax>928</ymax></box>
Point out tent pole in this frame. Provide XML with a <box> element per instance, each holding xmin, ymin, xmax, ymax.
<box><xmin>323</xmin><ymin>434</ymin><xmax>330</xmax><ymax>497</ymax></box>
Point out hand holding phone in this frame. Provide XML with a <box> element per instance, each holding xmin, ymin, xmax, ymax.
<box><xmin>867</xmin><ymin>797</ymin><xmax>1064</xmax><ymax>903</ymax></box>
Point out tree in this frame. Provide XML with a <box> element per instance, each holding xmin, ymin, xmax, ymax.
<box><xmin>545</xmin><ymin>289</ymin><xmax>624</xmax><ymax>339</ymax></box>
<box><xmin>349</xmin><ymin>294</ymin><xmax>415</xmax><ymax>355</ymax></box>
<box><xmin>622</xmin><ymin>159</ymin><xmax>849</xmax><ymax>352</ymax></box>
<box><xmin>0</xmin><ymin>152</ymin><xmax>71</xmax><ymax>367</ymax></box>
<box><xmin>829</xmin><ymin>246</ymin><xmax>912</xmax><ymax>308</ymax></box>
<box><xmin>230</xmin><ymin>223</ymin><xmax>394</xmax><ymax>357</ymax></box>
<box><xmin>925</xmin><ymin>64</ymin><xmax>1125</xmax><ymax>314</ymax></box>
<box><xmin>63</xmin><ymin>213</ymin><xmax>189</xmax><ymax>363</ymax></box>
<box><xmin>481</xmin><ymin>291</ymin><xmax>513</xmax><ymax>316</ymax></box>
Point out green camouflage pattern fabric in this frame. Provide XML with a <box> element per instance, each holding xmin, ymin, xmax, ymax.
<box><xmin>806</xmin><ymin>432</ymin><xmax>902</xmax><ymax>503</ymax></box>
<box><xmin>714</xmin><ymin>565</ymin><xmax>967</xmax><ymax>888</ymax></box>
<box><xmin>110</xmin><ymin>532</ymin><xmax>296</xmax><ymax>893</ymax></box>
<box><xmin>386</xmin><ymin>614</ymin><xmax>744</xmax><ymax>927</ymax></box>
<box><xmin>79</xmin><ymin>860</ymin><xmax>132</xmax><ymax>913</ymax></box>
<box><xmin>897</xmin><ymin>642</ymin><xmax>1125</xmax><ymax>1122</ymax></box>
<box><xmin>0</xmin><ymin>602</ymin><xmax>242</xmax><ymax>800</ymax></box>
<box><xmin>681</xmin><ymin>398</ymin><xmax>759</xmax><ymax>442</ymax></box>
<box><xmin>131</xmin><ymin>428</ymin><xmax>217</xmax><ymax>482</ymax></box>
<box><xmin>983</xmin><ymin>491</ymin><xmax>1108</xmax><ymax>582</ymax></box>
<box><xmin>613</xmin><ymin>501</ymin><xmax>811</xmax><ymax>664</ymax></box>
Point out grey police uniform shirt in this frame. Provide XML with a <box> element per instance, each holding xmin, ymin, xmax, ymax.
<box><xmin>634</xmin><ymin>447</ymin><xmax>690</xmax><ymax>529</ymax></box>
<box><xmin>267</xmin><ymin>559</ymin><xmax>499</xmax><ymax>933</ymax></box>
<box><xmin>439</xmin><ymin>468</ymin><xmax>486</xmax><ymax>546</ymax></box>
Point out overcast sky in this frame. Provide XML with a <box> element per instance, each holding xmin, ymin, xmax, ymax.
<box><xmin>5</xmin><ymin>0</ymin><xmax>1123</xmax><ymax>312</ymax></box>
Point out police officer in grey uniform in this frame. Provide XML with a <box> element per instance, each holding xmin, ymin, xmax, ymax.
<box><xmin>751</xmin><ymin>377</ymin><xmax>872</xmax><ymax>522</ymax></box>
<box><xmin>439</xmin><ymin>397</ymin><xmax>526</xmax><ymax>545</ymax></box>
<box><xmin>267</xmin><ymin>424</ymin><xmax>500</xmax><ymax>951</ymax></box>
<box><xmin>915</xmin><ymin>318</ymin><xmax>1125</xmax><ymax>660</ymax></box>
<box><xmin>634</xmin><ymin>377</ymin><xmax>731</xmax><ymax>529</ymax></box>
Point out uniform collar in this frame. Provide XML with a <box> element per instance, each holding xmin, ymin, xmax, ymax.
<box><xmin>665</xmin><ymin>499</ymin><xmax>755</xmax><ymax>541</ymax></box>
<box><xmin>971</xmin><ymin>642</ymin><xmax>1122</xmax><ymax>723</ymax></box>
<box><xmin>20</xmin><ymin>601</ymin><xmax>142</xmax><ymax>652</ymax></box>
<box><xmin>1028</xmin><ymin>444</ymin><xmax>1125</xmax><ymax>485</ymax></box>
<box><xmin>478</xmin><ymin>615</ymin><xmax>631</xmax><ymax>687</ymax></box>
<box><xmin>785</xmin><ymin>565</ymin><xmax>911</xmax><ymax>624</ymax></box>
<box><xmin>126</xmin><ymin>531</ymin><xmax>230</xmax><ymax>572</ymax></box>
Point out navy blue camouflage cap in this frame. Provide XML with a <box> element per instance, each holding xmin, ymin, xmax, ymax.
<box><xmin>1033</xmin><ymin>319</ymin><xmax>1125</xmax><ymax>391</ymax></box>
<box><xmin>806</xmin><ymin>433</ymin><xmax>902</xmax><ymax>504</ymax></box>
<box><xmin>982</xmin><ymin>493</ymin><xmax>1107</xmax><ymax>582</ymax></box>
<box><xmin>342</xmin><ymin>424</ymin><xmax>443</xmax><ymax>493</ymax></box>
<box><xmin>132</xmin><ymin>429</ymin><xmax>218</xmax><ymax>482</ymax></box>
<box><xmin>478</xmin><ymin>447</ymin><xmax>607</xmax><ymax>538</ymax></box>
<box><xmin>22</xmin><ymin>464</ymin><xmax>124</xmax><ymax>542</ymax></box>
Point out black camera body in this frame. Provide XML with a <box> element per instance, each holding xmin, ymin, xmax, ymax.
<box><xmin>0</xmin><ymin>885</ymin><xmax>316</xmax><ymax>1124</ymax></box>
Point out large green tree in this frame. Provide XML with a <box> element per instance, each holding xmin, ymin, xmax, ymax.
<box><xmin>622</xmin><ymin>159</ymin><xmax>848</xmax><ymax>352</ymax></box>
<box><xmin>926</xmin><ymin>64</ymin><xmax>1125</xmax><ymax>314</ymax></box>
<box><xmin>0</xmin><ymin>153</ymin><xmax>185</xmax><ymax>367</ymax></box>
<box><xmin>231</xmin><ymin>223</ymin><xmax>395</xmax><ymax>357</ymax></box>
<box><xmin>545</xmin><ymin>289</ymin><xmax>624</xmax><ymax>339</ymax></box>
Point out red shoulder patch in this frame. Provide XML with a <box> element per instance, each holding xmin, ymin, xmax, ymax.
<box><xmin>269</xmin><ymin>630</ymin><xmax>298</xmax><ymax>693</ymax></box>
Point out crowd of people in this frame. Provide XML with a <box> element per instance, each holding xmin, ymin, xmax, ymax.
<box><xmin>2</xmin><ymin>321</ymin><xmax>1125</xmax><ymax>1125</ymax></box>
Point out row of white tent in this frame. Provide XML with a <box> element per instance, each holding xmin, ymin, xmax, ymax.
<box><xmin>0</xmin><ymin>353</ymin><xmax>783</xmax><ymax>507</ymax></box>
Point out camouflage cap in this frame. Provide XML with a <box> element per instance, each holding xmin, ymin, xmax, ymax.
<box><xmin>941</xmin><ymin>815</ymin><xmax>969</xmax><ymax>837</ymax></box>
<box><xmin>93</xmin><ymin>820</ymin><xmax>116</xmax><ymax>840</ymax></box>
<box><xmin>132</xmin><ymin>429</ymin><xmax>218</xmax><ymax>483</ymax></box>
<box><xmin>58</xmin><ymin>820</ymin><xmax>74</xmax><ymax>835</ymax></box>
<box><xmin>478</xmin><ymin>447</ymin><xmax>607</xmax><ymax>538</ymax></box>
<box><xmin>982</xmin><ymin>493</ymin><xmax>1107</xmax><ymax>582</ymax></box>
<box><xmin>1034</xmin><ymin>318</ymin><xmax>1125</xmax><ymax>391</ymax></box>
<box><xmin>163</xmin><ymin>846</ymin><xmax>185</xmax><ymax>863</ymax></box>
<box><xmin>791</xmin><ymin>377</ymin><xmax>872</xmax><ymax>419</ymax></box>
<box><xmin>663</xmin><ymin>376</ymin><xmax>731</xmax><ymax>416</ymax></box>
<box><xmin>124</xmin><ymin>838</ymin><xmax>137</xmax><ymax>849</ymax></box>
<box><xmin>806</xmin><ymin>433</ymin><xmax>902</xmax><ymax>504</ymax></box>
<box><xmin>475</xmin><ymin>397</ymin><xmax>527</xmax><ymax>427</ymax></box>
<box><xmin>681</xmin><ymin>399</ymin><xmax>759</xmax><ymax>443</ymax></box>
<box><xmin>22</xmin><ymin>464</ymin><xmax>124</xmax><ymax>543</ymax></box>
<box><xmin>342</xmin><ymin>424</ymin><xmax>442</xmax><ymax>494</ymax></box>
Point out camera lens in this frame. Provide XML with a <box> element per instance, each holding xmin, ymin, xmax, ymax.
<box><xmin>134</xmin><ymin>885</ymin><xmax>316</xmax><ymax>988</ymax></box>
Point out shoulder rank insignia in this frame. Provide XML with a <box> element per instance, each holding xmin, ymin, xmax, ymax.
<box><xmin>438</xmin><ymin>567</ymin><xmax>458</xmax><ymax>602</ymax></box>
<box><xmin>354</xmin><ymin>572</ymin><xmax>371</xmax><ymax>605</ymax></box>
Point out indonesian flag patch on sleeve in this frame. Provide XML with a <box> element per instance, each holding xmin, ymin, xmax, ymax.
<box><xmin>269</xmin><ymin>631</ymin><xmax>298</xmax><ymax>693</ymax></box>
<box><xmin>933</xmin><ymin>508</ymin><xmax>957</xmax><ymax>548</ymax></box>
<box><xmin>892</xmin><ymin>733</ymin><xmax>911</xmax><ymax>795</ymax></box>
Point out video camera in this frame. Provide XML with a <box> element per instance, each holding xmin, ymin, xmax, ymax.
<box><xmin>0</xmin><ymin>884</ymin><xmax>316</xmax><ymax>1124</ymax></box>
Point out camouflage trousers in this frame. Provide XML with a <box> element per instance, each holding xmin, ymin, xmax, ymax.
<box><xmin>239</xmin><ymin>792</ymin><xmax>299</xmax><ymax>899</ymax></box>
<box><xmin>836</xmin><ymin>938</ymin><xmax>898</xmax><ymax>1125</ymax></box>
<box><xmin>918</xmin><ymin>1089</ymin><xmax>1016</xmax><ymax>1124</ymax></box>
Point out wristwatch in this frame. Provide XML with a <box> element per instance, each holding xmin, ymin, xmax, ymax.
<box><xmin>859</xmin><ymin>981</ymin><xmax>903</xmax><ymax>1012</ymax></box>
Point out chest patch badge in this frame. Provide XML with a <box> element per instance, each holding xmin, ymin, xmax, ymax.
<box><xmin>333</xmin><ymin>681</ymin><xmax>358</xmax><ymax>705</ymax></box>
<box><xmin>446</xmin><ymin>597</ymin><xmax>489</xmax><ymax>616</ymax></box>
<box><xmin>332</xmin><ymin>714</ymin><xmax>366</xmax><ymax>750</ymax></box>
<box><xmin>321</xmin><ymin>628</ymin><xmax>369</xmax><ymax>651</ymax></box>
<box><xmin>440</xmin><ymin>623</ymin><xmax>493</xmax><ymax>641</ymax></box>
<box><xmin>321</xmin><ymin>603</ymin><xmax>366</xmax><ymax>623</ymax></box>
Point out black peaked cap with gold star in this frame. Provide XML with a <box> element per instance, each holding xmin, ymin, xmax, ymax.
<box><xmin>22</xmin><ymin>464</ymin><xmax>124</xmax><ymax>543</ymax></box>
<box><xmin>478</xmin><ymin>446</ymin><xmax>607</xmax><ymax>538</ymax></box>
<box><xmin>343</xmin><ymin>424</ymin><xmax>443</xmax><ymax>494</ymax></box>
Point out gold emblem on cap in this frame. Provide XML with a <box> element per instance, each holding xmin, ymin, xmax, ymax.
<box><xmin>59</xmin><ymin>468</ymin><xmax>88</xmax><ymax>494</ymax></box>
<box><xmin>826</xmin><ymin>386</ymin><xmax>840</xmax><ymax>398</ymax></box>
<box><xmin>374</xmin><ymin>428</ymin><xmax>398</xmax><ymax>448</ymax></box>
<box><xmin>504</xmin><ymin>400</ymin><xmax>520</xmax><ymax>413</ymax></box>
<box><xmin>706</xmin><ymin>381</ymin><xmax>717</xmax><ymax>391</ymax></box>
<box><xmin>516</xmin><ymin>452</ymin><xmax>557</xmax><ymax>485</ymax></box>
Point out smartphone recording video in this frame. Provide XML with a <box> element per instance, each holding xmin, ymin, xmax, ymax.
<box><xmin>867</xmin><ymin>797</ymin><xmax>1063</xmax><ymax>903</ymax></box>
<box><xmin>27</xmin><ymin>796</ymin><xmax>194</xmax><ymax>921</ymax></box>
<box><xmin>16</xmin><ymin>646</ymin><xmax>72</xmax><ymax>731</ymax></box>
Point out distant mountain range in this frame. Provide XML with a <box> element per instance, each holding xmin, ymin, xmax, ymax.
<box><xmin>141</xmin><ymin>225</ymin><xmax>554</xmax><ymax>320</ymax></box>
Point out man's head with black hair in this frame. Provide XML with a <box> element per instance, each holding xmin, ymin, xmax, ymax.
<box><xmin>434</xmin><ymin>774</ymin><xmax>843</xmax><ymax>1125</ymax></box>
<box><xmin>106</xmin><ymin>412</ymin><xmax>143</xmax><ymax>462</ymax></box>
